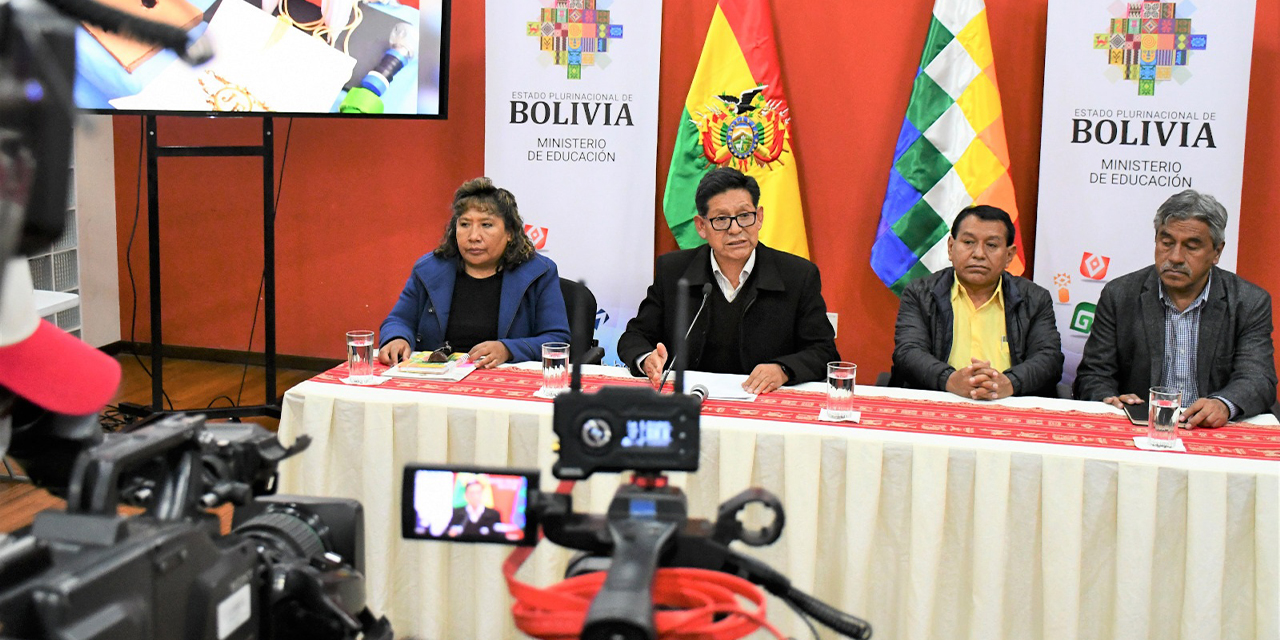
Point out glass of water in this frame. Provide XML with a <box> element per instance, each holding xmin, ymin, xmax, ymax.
<box><xmin>346</xmin><ymin>330</ymin><xmax>375</xmax><ymax>383</ymax></box>
<box><xmin>542</xmin><ymin>342</ymin><xmax>570</xmax><ymax>395</ymax></box>
<box><xmin>1147</xmin><ymin>386</ymin><xmax>1182</xmax><ymax>449</ymax></box>
<box><xmin>826</xmin><ymin>361</ymin><xmax>857</xmax><ymax>420</ymax></box>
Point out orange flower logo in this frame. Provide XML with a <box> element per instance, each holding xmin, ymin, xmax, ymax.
<box><xmin>1053</xmin><ymin>273</ymin><xmax>1071</xmax><ymax>303</ymax></box>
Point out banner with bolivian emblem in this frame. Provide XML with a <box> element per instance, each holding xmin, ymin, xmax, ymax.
<box><xmin>664</xmin><ymin>0</ymin><xmax>809</xmax><ymax>260</ymax></box>
<box><xmin>485</xmin><ymin>0</ymin><xmax>662</xmax><ymax>365</ymax></box>
<box><xmin>1033</xmin><ymin>0</ymin><xmax>1255</xmax><ymax>383</ymax></box>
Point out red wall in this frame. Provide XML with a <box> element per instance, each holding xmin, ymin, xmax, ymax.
<box><xmin>116</xmin><ymin>0</ymin><xmax>1280</xmax><ymax>384</ymax></box>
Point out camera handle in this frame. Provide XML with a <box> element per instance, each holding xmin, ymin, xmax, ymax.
<box><xmin>64</xmin><ymin>415</ymin><xmax>206</xmax><ymax>517</ymax></box>
<box><xmin>585</xmin><ymin>478</ymin><xmax>688</xmax><ymax>640</ymax></box>
<box><xmin>64</xmin><ymin>416</ymin><xmax>311</xmax><ymax>519</ymax></box>
<box><xmin>537</xmin><ymin>476</ymin><xmax>688</xmax><ymax>640</ymax></box>
<box><xmin>549</xmin><ymin>484</ymin><xmax>874</xmax><ymax>640</ymax></box>
<box><xmin>581</xmin><ymin>517</ymin><xmax>678</xmax><ymax>640</ymax></box>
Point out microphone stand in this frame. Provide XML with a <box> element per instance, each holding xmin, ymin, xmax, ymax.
<box><xmin>657</xmin><ymin>282</ymin><xmax>713</xmax><ymax>394</ymax></box>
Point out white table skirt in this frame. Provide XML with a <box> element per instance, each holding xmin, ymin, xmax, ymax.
<box><xmin>276</xmin><ymin>366</ymin><xmax>1280</xmax><ymax>640</ymax></box>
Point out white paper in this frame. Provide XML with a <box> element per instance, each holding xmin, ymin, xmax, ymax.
<box><xmin>383</xmin><ymin>362</ymin><xmax>476</xmax><ymax>383</ymax></box>
<box><xmin>1133</xmin><ymin>436</ymin><xmax>1187</xmax><ymax>452</ymax></box>
<box><xmin>341</xmin><ymin>375</ymin><xmax>389</xmax><ymax>386</ymax></box>
<box><xmin>818</xmin><ymin>409</ymin><xmax>861</xmax><ymax>423</ymax></box>
<box><xmin>681</xmin><ymin>371</ymin><xmax>757</xmax><ymax>402</ymax></box>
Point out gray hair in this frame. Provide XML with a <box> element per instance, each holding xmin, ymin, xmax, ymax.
<box><xmin>1153</xmin><ymin>189</ymin><xmax>1227</xmax><ymax>248</ymax></box>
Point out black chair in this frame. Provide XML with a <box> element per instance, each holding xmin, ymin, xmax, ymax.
<box><xmin>559</xmin><ymin>278</ymin><xmax>606</xmax><ymax>365</ymax></box>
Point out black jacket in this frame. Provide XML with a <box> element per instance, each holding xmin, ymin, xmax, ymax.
<box><xmin>890</xmin><ymin>268</ymin><xmax>1064</xmax><ymax>397</ymax></box>
<box><xmin>1074</xmin><ymin>266</ymin><xmax>1277</xmax><ymax>418</ymax></box>
<box><xmin>447</xmin><ymin>507</ymin><xmax>504</xmax><ymax>540</ymax></box>
<box><xmin>617</xmin><ymin>243</ymin><xmax>839</xmax><ymax>384</ymax></box>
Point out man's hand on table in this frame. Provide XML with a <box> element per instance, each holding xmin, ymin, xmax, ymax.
<box><xmin>1102</xmin><ymin>394</ymin><xmax>1143</xmax><ymax>410</ymax></box>
<box><xmin>946</xmin><ymin>359</ymin><xmax>1009</xmax><ymax>400</ymax></box>
<box><xmin>1181</xmin><ymin>397</ymin><xmax>1230</xmax><ymax>428</ymax></box>
<box><xmin>970</xmin><ymin>361</ymin><xmax>1014</xmax><ymax>400</ymax></box>
<box><xmin>742</xmin><ymin>363</ymin><xmax>788</xmax><ymax>395</ymax></box>
<box><xmin>378</xmin><ymin>338</ymin><xmax>412</xmax><ymax>365</ymax></box>
<box><xmin>640</xmin><ymin>343</ymin><xmax>669</xmax><ymax>386</ymax></box>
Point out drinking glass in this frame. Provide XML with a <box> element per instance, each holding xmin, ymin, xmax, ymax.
<box><xmin>826</xmin><ymin>361</ymin><xmax>857</xmax><ymax>420</ymax></box>
<box><xmin>1147</xmin><ymin>386</ymin><xmax>1182</xmax><ymax>449</ymax></box>
<box><xmin>346</xmin><ymin>330</ymin><xmax>375</xmax><ymax>383</ymax></box>
<box><xmin>542</xmin><ymin>342</ymin><xmax>570</xmax><ymax>395</ymax></box>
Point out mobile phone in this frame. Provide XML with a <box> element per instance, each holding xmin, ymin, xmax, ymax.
<box><xmin>1123</xmin><ymin>401</ymin><xmax>1148</xmax><ymax>426</ymax></box>
<box><xmin>401</xmin><ymin>464</ymin><xmax>540</xmax><ymax>546</ymax></box>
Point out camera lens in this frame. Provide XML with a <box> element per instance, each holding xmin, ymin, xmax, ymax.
<box><xmin>233</xmin><ymin>508</ymin><xmax>326</xmax><ymax>559</ymax></box>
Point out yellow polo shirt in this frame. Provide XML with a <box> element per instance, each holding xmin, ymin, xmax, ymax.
<box><xmin>948</xmin><ymin>275</ymin><xmax>1011</xmax><ymax>372</ymax></box>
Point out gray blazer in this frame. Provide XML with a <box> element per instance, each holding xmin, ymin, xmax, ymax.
<box><xmin>890</xmin><ymin>268</ymin><xmax>1064</xmax><ymax>397</ymax></box>
<box><xmin>1074</xmin><ymin>265</ymin><xmax>1277</xmax><ymax>419</ymax></box>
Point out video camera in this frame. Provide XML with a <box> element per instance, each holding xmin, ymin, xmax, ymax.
<box><xmin>0</xmin><ymin>413</ymin><xmax>391</xmax><ymax>639</ymax></box>
<box><xmin>401</xmin><ymin>281</ymin><xmax>874</xmax><ymax>640</ymax></box>
<box><xmin>0</xmin><ymin>3</ymin><xmax>389</xmax><ymax>637</ymax></box>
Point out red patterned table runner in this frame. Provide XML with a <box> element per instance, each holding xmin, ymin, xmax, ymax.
<box><xmin>311</xmin><ymin>364</ymin><xmax>1280</xmax><ymax>461</ymax></box>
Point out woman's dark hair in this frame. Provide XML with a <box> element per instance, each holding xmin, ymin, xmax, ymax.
<box><xmin>434</xmin><ymin>177</ymin><xmax>536</xmax><ymax>269</ymax></box>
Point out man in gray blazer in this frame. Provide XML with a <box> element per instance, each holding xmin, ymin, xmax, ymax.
<box><xmin>1074</xmin><ymin>189</ymin><xmax>1276</xmax><ymax>427</ymax></box>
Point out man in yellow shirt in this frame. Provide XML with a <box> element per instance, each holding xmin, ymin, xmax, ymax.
<box><xmin>891</xmin><ymin>206</ymin><xmax>1064</xmax><ymax>399</ymax></box>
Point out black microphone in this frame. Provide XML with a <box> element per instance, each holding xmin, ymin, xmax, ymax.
<box><xmin>689</xmin><ymin>384</ymin><xmax>709</xmax><ymax>404</ymax></box>
<box><xmin>658</xmin><ymin>282</ymin><xmax>713</xmax><ymax>393</ymax></box>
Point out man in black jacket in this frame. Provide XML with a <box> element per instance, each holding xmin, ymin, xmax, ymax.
<box><xmin>446</xmin><ymin>480</ymin><xmax>504</xmax><ymax>541</ymax></box>
<box><xmin>617</xmin><ymin>168</ymin><xmax>839</xmax><ymax>395</ymax></box>
<box><xmin>891</xmin><ymin>205</ymin><xmax>1063</xmax><ymax>398</ymax></box>
<box><xmin>1074</xmin><ymin>189</ymin><xmax>1276</xmax><ymax>426</ymax></box>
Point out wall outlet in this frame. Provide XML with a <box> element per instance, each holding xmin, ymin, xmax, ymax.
<box><xmin>827</xmin><ymin>312</ymin><xmax>838</xmax><ymax>339</ymax></box>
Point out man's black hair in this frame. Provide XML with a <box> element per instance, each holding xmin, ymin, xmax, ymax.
<box><xmin>694</xmin><ymin>167</ymin><xmax>761</xmax><ymax>216</ymax></box>
<box><xmin>951</xmin><ymin>204</ymin><xmax>1016</xmax><ymax>246</ymax></box>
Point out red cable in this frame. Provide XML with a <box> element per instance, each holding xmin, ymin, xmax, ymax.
<box><xmin>503</xmin><ymin>482</ymin><xmax>787</xmax><ymax>640</ymax></box>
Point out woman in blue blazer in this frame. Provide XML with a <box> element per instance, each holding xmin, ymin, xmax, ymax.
<box><xmin>377</xmin><ymin>178</ymin><xmax>570</xmax><ymax>368</ymax></box>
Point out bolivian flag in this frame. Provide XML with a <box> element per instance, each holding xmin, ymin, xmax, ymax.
<box><xmin>663</xmin><ymin>0</ymin><xmax>809</xmax><ymax>259</ymax></box>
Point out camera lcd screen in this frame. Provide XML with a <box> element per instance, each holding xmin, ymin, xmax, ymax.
<box><xmin>401</xmin><ymin>465</ymin><xmax>539</xmax><ymax>546</ymax></box>
<box><xmin>621</xmin><ymin>419</ymin><xmax>674</xmax><ymax>450</ymax></box>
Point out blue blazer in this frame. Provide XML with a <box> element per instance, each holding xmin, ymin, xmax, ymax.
<box><xmin>379</xmin><ymin>252</ymin><xmax>571</xmax><ymax>363</ymax></box>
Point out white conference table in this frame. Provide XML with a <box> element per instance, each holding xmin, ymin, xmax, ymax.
<box><xmin>275</xmin><ymin>364</ymin><xmax>1279</xmax><ymax>640</ymax></box>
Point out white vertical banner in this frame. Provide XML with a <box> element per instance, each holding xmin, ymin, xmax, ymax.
<box><xmin>485</xmin><ymin>0</ymin><xmax>662</xmax><ymax>365</ymax></box>
<box><xmin>1034</xmin><ymin>0</ymin><xmax>1256</xmax><ymax>383</ymax></box>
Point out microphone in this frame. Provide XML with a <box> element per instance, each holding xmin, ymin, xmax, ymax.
<box><xmin>658</xmin><ymin>283</ymin><xmax>713</xmax><ymax>393</ymax></box>
<box><xmin>689</xmin><ymin>384</ymin><xmax>709</xmax><ymax>404</ymax></box>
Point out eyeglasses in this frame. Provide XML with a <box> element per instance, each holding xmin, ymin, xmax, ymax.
<box><xmin>703</xmin><ymin>210</ymin><xmax>758</xmax><ymax>231</ymax></box>
<box><xmin>427</xmin><ymin>343</ymin><xmax>453</xmax><ymax>362</ymax></box>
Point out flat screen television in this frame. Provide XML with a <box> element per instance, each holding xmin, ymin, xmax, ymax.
<box><xmin>73</xmin><ymin>0</ymin><xmax>449</xmax><ymax>117</ymax></box>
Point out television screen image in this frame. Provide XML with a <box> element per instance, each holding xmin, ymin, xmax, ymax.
<box><xmin>404</xmin><ymin>468</ymin><xmax>536</xmax><ymax>545</ymax></box>
<box><xmin>73</xmin><ymin>0</ymin><xmax>449</xmax><ymax>116</ymax></box>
